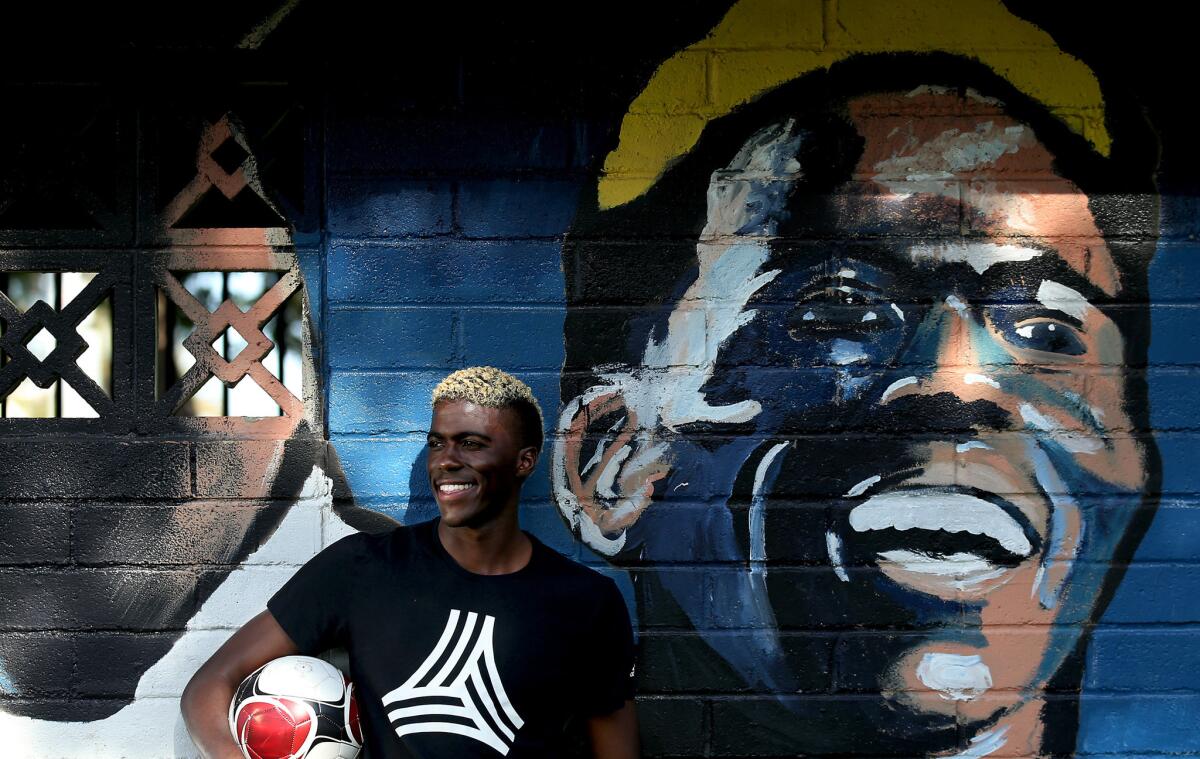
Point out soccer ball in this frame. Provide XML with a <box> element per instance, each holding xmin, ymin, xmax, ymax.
<box><xmin>228</xmin><ymin>655</ymin><xmax>363</xmax><ymax>759</ymax></box>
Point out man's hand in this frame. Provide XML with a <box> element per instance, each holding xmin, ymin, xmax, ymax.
<box><xmin>181</xmin><ymin>610</ymin><xmax>301</xmax><ymax>759</ymax></box>
<box><xmin>587</xmin><ymin>699</ymin><xmax>639</xmax><ymax>759</ymax></box>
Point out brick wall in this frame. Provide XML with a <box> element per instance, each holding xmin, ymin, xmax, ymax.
<box><xmin>2</xmin><ymin>1</ymin><xmax>1199</xmax><ymax>757</ymax></box>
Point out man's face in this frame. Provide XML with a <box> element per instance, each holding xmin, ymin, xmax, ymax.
<box><xmin>700</xmin><ymin>93</ymin><xmax>1150</xmax><ymax>738</ymax></box>
<box><xmin>427</xmin><ymin>400</ymin><xmax>534</xmax><ymax>528</ymax></box>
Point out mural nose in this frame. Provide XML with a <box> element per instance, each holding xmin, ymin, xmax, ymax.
<box><xmin>878</xmin><ymin>298</ymin><xmax>1015</xmax><ymax>420</ymax></box>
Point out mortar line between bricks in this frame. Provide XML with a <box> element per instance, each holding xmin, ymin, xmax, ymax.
<box><xmin>327</xmin><ymin>302</ymin><xmax>566</xmax><ymax>310</ymax></box>
<box><xmin>188</xmin><ymin>443</ymin><xmax>197</xmax><ymax>497</ymax></box>
<box><xmin>328</xmin><ymin>235</ymin><xmax>567</xmax><ymax>244</ymax></box>
<box><xmin>636</xmin><ymin>624</ymin><xmax>1200</xmax><ymax>634</ymax></box>
<box><xmin>8</xmin><ymin>622</ymin><xmax>1200</xmax><ymax>634</ymax></box>
<box><xmin>636</xmin><ymin>692</ymin><xmax>1200</xmax><ymax>702</ymax></box>
<box><xmin>327</xmin><ymin>301</ymin><xmax>1194</xmax><ymax>310</ymax></box>
<box><xmin>330</xmin><ymin>368</ymin><xmax>563</xmax><ymax>376</ymax></box>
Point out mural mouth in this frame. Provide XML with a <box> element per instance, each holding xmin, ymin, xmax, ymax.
<box><xmin>840</xmin><ymin>487</ymin><xmax>1042</xmax><ymax>597</ymax></box>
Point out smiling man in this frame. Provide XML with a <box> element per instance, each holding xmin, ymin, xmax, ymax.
<box><xmin>555</xmin><ymin>59</ymin><xmax>1159</xmax><ymax>757</ymax></box>
<box><xmin>183</xmin><ymin>366</ymin><xmax>639</xmax><ymax>758</ymax></box>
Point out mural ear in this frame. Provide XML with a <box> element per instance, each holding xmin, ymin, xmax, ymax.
<box><xmin>552</xmin><ymin>387</ymin><xmax>671</xmax><ymax>557</ymax></box>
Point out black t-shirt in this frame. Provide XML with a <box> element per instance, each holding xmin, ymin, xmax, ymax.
<box><xmin>267</xmin><ymin>519</ymin><xmax>635</xmax><ymax>758</ymax></box>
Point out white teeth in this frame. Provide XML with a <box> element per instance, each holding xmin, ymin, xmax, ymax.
<box><xmin>876</xmin><ymin>550</ymin><xmax>1009</xmax><ymax>589</ymax></box>
<box><xmin>848</xmin><ymin>491</ymin><xmax>1032</xmax><ymax>557</ymax></box>
<box><xmin>877</xmin><ymin>550</ymin><xmax>995</xmax><ymax>577</ymax></box>
<box><xmin>439</xmin><ymin>483</ymin><xmax>473</xmax><ymax>493</ymax></box>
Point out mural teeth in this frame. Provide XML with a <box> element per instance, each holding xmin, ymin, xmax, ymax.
<box><xmin>848</xmin><ymin>490</ymin><xmax>1033</xmax><ymax>558</ymax></box>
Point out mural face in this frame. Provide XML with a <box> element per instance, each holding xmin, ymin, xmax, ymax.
<box><xmin>556</xmin><ymin>70</ymin><xmax>1159</xmax><ymax>759</ymax></box>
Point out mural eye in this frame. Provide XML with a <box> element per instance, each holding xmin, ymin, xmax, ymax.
<box><xmin>1008</xmin><ymin>320</ymin><xmax>1085</xmax><ymax>356</ymax></box>
<box><xmin>787</xmin><ymin>286</ymin><xmax>894</xmax><ymax>340</ymax></box>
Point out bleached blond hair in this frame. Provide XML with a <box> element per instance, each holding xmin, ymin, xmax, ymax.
<box><xmin>432</xmin><ymin>366</ymin><xmax>545</xmax><ymax>449</ymax></box>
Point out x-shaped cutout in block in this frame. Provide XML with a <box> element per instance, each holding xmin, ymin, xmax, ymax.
<box><xmin>0</xmin><ymin>271</ymin><xmax>115</xmax><ymax>415</ymax></box>
<box><xmin>2</xmin><ymin>301</ymin><xmax>90</xmax><ymax>387</ymax></box>
<box><xmin>181</xmin><ymin>299</ymin><xmax>275</xmax><ymax>384</ymax></box>
<box><xmin>158</xmin><ymin>268</ymin><xmax>303</xmax><ymax>417</ymax></box>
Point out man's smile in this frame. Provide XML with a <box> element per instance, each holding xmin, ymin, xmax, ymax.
<box><xmin>436</xmin><ymin>481</ymin><xmax>478</xmax><ymax>496</ymax></box>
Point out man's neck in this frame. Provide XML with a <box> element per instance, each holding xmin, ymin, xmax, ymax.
<box><xmin>437</xmin><ymin>509</ymin><xmax>533</xmax><ymax>575</ymax></box>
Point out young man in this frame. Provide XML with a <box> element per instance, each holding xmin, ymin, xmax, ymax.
<box><xmin>182</xmin><ymin>366</ymin><xmax>639</xmax><ymax>758</ymax></box>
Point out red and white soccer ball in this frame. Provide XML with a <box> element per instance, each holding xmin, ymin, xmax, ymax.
<box><xmin>228</xmin><ymin>655</ymin><xmax>363</xmax><ymax>759</ymax></box>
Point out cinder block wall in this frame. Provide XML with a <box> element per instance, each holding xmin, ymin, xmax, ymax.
<box><xmin>2</xmin><ymin>1</ymin><xmax>1200</xmax><ymax>757</ymax></box>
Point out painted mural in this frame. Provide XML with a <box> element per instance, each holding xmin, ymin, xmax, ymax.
<box><xmin>554</xmin><ymin>0</ymin><xmax>1160</xmax><ymax>756</ymax></box>
<box><xmin>1</xmin><ymin>1</ymin><xmax>1196</xmax><ymax>757</ymax></box>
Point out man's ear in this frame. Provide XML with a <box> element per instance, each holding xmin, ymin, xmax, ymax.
<box><xmin>516</xmin><ymin>445</ymin><xmax>539</xmax><ymax>479</ymax></box>
<box><xmin>552</xmin><ymin>387</ymin><xmax>671</xmax><ymax>557</ymax></box>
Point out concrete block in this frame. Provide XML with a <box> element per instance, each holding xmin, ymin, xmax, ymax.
<box><xmin>1156</xmin><ymin>433</ymin><xmax>1200</xmax><ymax>495</ymax></box>
<box><xmin>328</xmin><ymin>114</ymin><xmax>571</xmax><ymax>173</ymax></box>
<box><xmin>638</xmin><ymin>697</ymin><xmax>707</xmax><ymax>757</ymax></box>
<box><xmin>72</xmin><ymin>503</ymin><xmax>295</xmax><ymax>566</ymax></box>
<box><xmin>133</xmin><ymin>629</ymin><xmax>233</xmax><ymax>698</ymax></box>
<box><xmin>1078</xmin><ymin>695</ymin><xmax>1200</xmax><ymax>753</ymax></box>
<box><xmin>193</xmin><ymin>566</ymin><xmax>299</xmax><ymax>629</ymax></box>
<box><xmin>329</xmin><ymin>370</ymin><xmax>443</xmax><ymax>435</ymax></box>
<box><xmin>1150</xmin><ymin>242</ymin><xmax>1200</xmax><ymax>302</ymax></box>
<box><xmin>0</xmin><ymin>504</ymin><xmax>71</xmax><ymax>565</ymax></box>
<box><xmin>0</xmin><ymin>568</ymin><xmax>196</xmax><ymax>630</ymax></box>
<box><xmin>519</xmin><ymin>501</ymin><xmax>578</xmax><ymax>561</ymax></box>
<box><xmin>1129</xmin><ymin>501</ymin><xmax>1200</xmax><ymax>562</ymax></box>
<box><xmin>0</xmin><ymin>441</ymin><xmax>189</xmax><ymax>499</ymax></box>
<box><xmin>328</xmin><ymin>177</ymin><xmax>453</xmax><ymax>238</ymax></box>
<box><xmin>1101</xmin><ymin>564</ymin><xmax>1200</xmax><ymax>623</ymax></box>
<box><xmin>461</xmin><ymin>308</ymin><xmax>564</xmax><ymax>370</ymax></box>
<box><xmin>1087</xmin><ymin>628</ymin><xmax>1200</xmax><ymax>691</ymax></box>
<box><xmin>621</xmin><ymin>568</ymin><xmax>706</xmax><ymax>629</ymax></box>
<box><xmin>327</xmin><ymin>308</ymin><xmax>458</xmax><ymax>370</ymax></box>
<box><xmin>455</xmin><ymin>178</ymin><xmax>579</xmax><ymax>238</ymax></box>
<box><xmin>1159</xmin><ymin>193</ymin><xmax>1200</xmax><ymax>241</ymax></box>
<box><xmin>640</xmin><ymin>631</ymin><xmax>832</xmax><ymax>694</ymax></box>
<box><xmin>193</xmin><ymin>439</ymin><xmax>327</xmax><ymax>498</ymax></box>
<box><xmin>1148</xmin><ymin>306</ymin><xmax>1200</xmax><ymax>365</ymax></box>
<box><xmin>73</xmin><ymin>632</ymin><xmax>177</xmax><ymax>697</ymax></box>
<box><xmin>328</xmin><ymin>436</ymin><xmax>429</xmax><ymax>498</ymax></box>
<box><xmin>328</xmin><ymin>240</ymin><xmax>565</xmax><ymax>305</ymax></box>
<box><xmin>1150</xmin><ymin>369</ymin><xmax>1200</xmax><ymax>429</ymax></box>
<box><xmin>0</xmin><ymin>632</ymin><xmax>73</xmax><ymax>696</ymax></box>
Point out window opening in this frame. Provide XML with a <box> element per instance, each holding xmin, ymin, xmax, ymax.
<box><xmin>0</xmin><ymin>271</ymin><xmax>113</xmax><ymax>418</ymax></box>
<box><xmin>156</xmin><ymin>270</ymin><xmax>303</xmax><ymax>417</ymax></box>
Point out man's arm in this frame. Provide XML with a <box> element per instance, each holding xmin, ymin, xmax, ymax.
<box><xmin>587</xmin><ymin>699</ymin><xmax>639</xmax><ymax>759</ymax></box>
<box><xmin>181</xmin><ymin>610</ymin><xmax>300</xmax><ymax>759</ymax></box>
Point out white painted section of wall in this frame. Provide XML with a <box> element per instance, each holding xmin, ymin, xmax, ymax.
<box><xmin>0</xmin><ymin>465</ymin><xmax>352</xmax><ymax>759</ymax></box>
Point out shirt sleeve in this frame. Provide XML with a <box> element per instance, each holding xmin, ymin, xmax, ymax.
<box><xmin>578</xmin><ymin>577</ymin><xmax>637</xmax><ymax>716</ymax></box>
<box><xmin>267</xmin><ymin>533</ymin><xmax>364</xmax><ymax>655</ymax></box>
